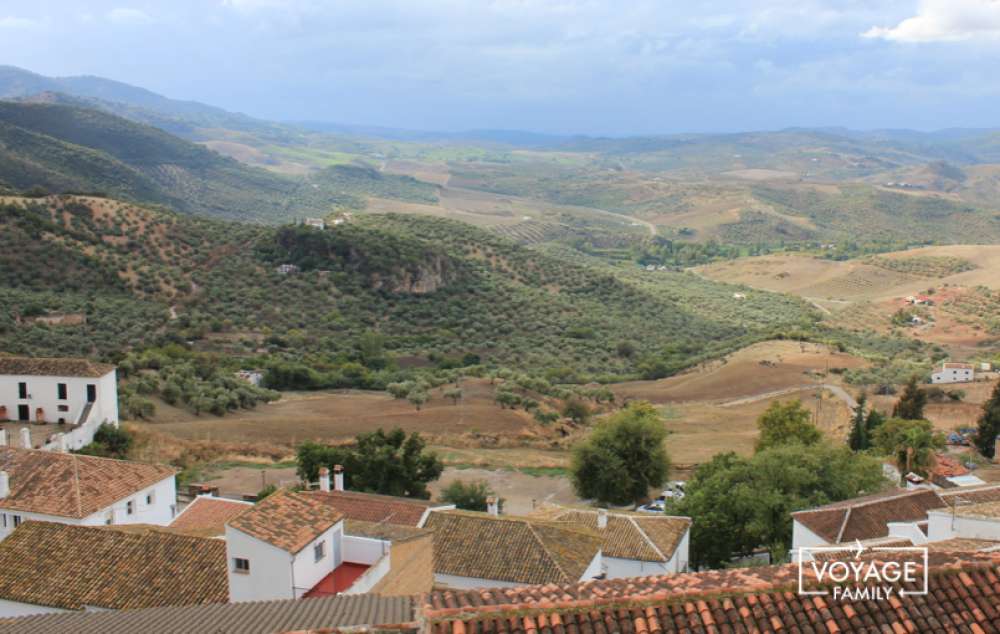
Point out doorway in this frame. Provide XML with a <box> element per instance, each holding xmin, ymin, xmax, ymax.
<box><xmin>86</xmin><ymin>384</ymin><xmax>97</xmax><ymax>403</ymax></box>
<box><xmin>17</xmin><ymin>405</ymin><xmax>29</xmax><ymax>421</ymax></box>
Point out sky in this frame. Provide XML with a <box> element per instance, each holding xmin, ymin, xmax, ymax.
<box><xmin>1</xmin><ymin>0</ymin><xmax>1000</xmax><ymax>135</ymax></box>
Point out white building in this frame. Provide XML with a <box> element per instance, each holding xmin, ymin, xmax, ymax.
<box><xmin>931</xmin><ymin>362</ymin><xmax>975</xmax><ymax>384</ymax></box>
<box><xmin>303</xmin><ymin>218</ymin><xmax>326</xmax><ymax>230</ymax></box>
<box><xmin>0</xmin><ymin>446</ymin><xmax>176</xmax><ymax>541</ymax></box>
<box><xmin>529</xmin><ymin>505</ymin><xmax>691</xmax><ymax>577</ymax></box>
<box><xmin>0</xmin><ymin>357</ymin><xmax>118</xmax><ymax>451</ymax></box>
<box><xmin>225</xmin><ymin>488</ymin><xmax>427</xmax><ymax>602</ymax></box>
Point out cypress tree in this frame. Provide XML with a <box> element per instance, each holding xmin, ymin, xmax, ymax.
<box><xmin>976</xmin><ymin>382</ymin><xmax>1000</xmax><ymax>459</ymax></box>
<box><xmin>893</xmin><ymin>376</ymin><xmax>927</xmax><ymax>420</ymax></box>
<box><xmin>848</xmin><ymin>393</ymin><xmax>869</xmax><ymax>451</ymax></box>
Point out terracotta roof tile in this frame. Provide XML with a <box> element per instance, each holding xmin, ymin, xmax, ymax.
<box><xmin>0</xmin><ymin>447</ymin><xmax>175</xmax><ymax>518</ymax></box>
<box><xmin>304</xmin><ymin>489</ymin><xmax>446</xmax><ymax>526</ymax></box>
<box><xmin>169</xmin><ymin>496</ymin><xmax>253</xmax><ymax>537</ymax></box>
<box><xmin>344</xmin><ymin>518</ymin><xmax>431</xmax><ymax>543</ymax></box>
<box><xmin>791</xmin><ymin>488</ymin><xmax>944</xmax><ymax>544</ymax></box>
<box><xmin>423</xmin><ymin>510</ymin><xmax>603</xmax><ymax>585</ymax></box>
<box><xmin>0</xmin><ymin>356</ymin><xmax>115</xmax><ymax>377</ymax></box>
<box><xmin>422</xmin><ymin>553</ymin><xmax>1000</xmax><ymax>634</ymax></box>
<box><xmin>227</xmin><ymin>489</ymin><xmax>343</xmax><ymax>553</ymax></box>
<box><xmin>529</xmin><ymin>506</ymin><xmax>689</xmax><ymax>562</ymax></box>
<box><xmin>0</xmin><ymin>521</ymin><xmax>227</xmax><ymax>610</ymax></box>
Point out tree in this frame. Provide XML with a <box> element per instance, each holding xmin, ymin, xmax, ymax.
<box><xmin>892</xmin><ymin>376</ymin><xmax>927</xmax><ymax>420</ymax></box>
<box><xmin>561</xmin><ymin>398</ymin><xmax>591</xmax><ymax>424</ymax></box>
<box><xmin>256</xmin><ymin>483</ymin><xmax>278</xmax><ymax>500</ymax></box>
<box><xmin>407</xmin><ymin>389</ymin><xmax>429</xmax><ymax>411</ymax></box>
<box><xmin>570</xmin><ymin>401</ymin><xmax>669</xmax><ymax>506</ymax></box>
<box><xmin>755</xmin><ymin>400</ymin><xmax>821</xmax><ymax>452</ymax></box>
<box><xmin>848</xmin><ymin>393</ymin><xmax>869</xmax><ymax>451</ymax></box>
<box><xmin>873</xmin><ymin>418</ymin><xmax>945</xmax><ymax>484</ymax></box>
<box><xmin>672</xmin><ymin>443</ymin><xmax>888</xmax><ymax>568</ymax></box>
<box><xmin>444</xmin><ymin>387</ymin><xmax>463</xmax><ymax>405</ymax></box>
<box><xmin>296</xmin><ymin>428</ymin><xmax>443</xmax><ymax>499</ymax></box>
<box><xmin>975</xmin><ymin>381</ymin><xmax>1000</xmax><ymax>459</ymax></box>
<box><xmin>76</xmin><ymin>424</ymin><xmax>134</xmax><ymax>459</ymax></box>
<box><xmin>865</xmin><ymin>408</ymin><xmax>885</xmax><ymax>437</ymax></box>
<box><xmin>439</xmin><ymin>479</ymin><xmax>500</xmax><ymax>512</ymax></box>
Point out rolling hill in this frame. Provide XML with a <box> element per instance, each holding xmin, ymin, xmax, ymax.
<box><xmin>0</xmin><ymin>194</ymin><xmax>818</xmax><ymax>381</ymax></box>
<box><xmin>0</xmin><ymin>101</ymin><xmax>437</xmax><ymax>222</ymax></box>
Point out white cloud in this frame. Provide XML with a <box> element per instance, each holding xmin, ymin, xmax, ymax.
<box><xmin>106</xmin><ymin>7</ymin><xmax>153</xmax><ymax>25</ymax></box>
<box><xmin>863</xmin><ymin>0</ymin><xmax>1000</xmax><ymax>42</ymax></box>
<box><xmin>0</xmin><ymin>16</ymin><xmax>39</xmax><ymax>29</ymax></box>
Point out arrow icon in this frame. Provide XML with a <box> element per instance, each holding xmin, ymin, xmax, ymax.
<box><xmin>853</xmin><ymin>539</ymin><xmax>865</xmax><ymax>559</ymax></box>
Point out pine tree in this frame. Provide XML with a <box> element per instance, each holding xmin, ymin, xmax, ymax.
<box><xmin>892</xmin><ymin>376</ymin><xmax>927</xmax><ymax>420</ymax></box>
<box><xmin>865</xmin><ymin>408</ymin><xmax>885</xmax><ymax>436</ymax></box>
<box><xmin>975</xmin><ymin>382</ymin><xmax>1000</xmax><ymax>459</ymax></box>
<box><xmin>848</xmin><ymin>393</ymin><xmax>869</xmax><ymax>451</ymax></box>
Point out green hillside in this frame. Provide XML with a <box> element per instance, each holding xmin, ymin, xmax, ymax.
<box><xmin>0</xmin><ymin>102</ymin><xmax>435</xmax><ymax>222</ymax></box>
<box><xmin>0</xmin><ymin>195</ymin><xmax>819</xmax><ymax>383</ymax></box>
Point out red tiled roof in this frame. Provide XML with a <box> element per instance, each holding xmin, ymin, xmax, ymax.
<box><xmin>791</xmin><ymin>488</ymin><xmax>944</xmax><ymax>544</ymax></box>
<box><xmin>0</xmin><ymin>521</ymin><xmax>227</xmax><ymax>610</ymax></box>
<box><xmin>169</xmin><ymin>496</ymin><xmax>253</xmax><ymax>537</ymax></box>
<box><xmin>422</xmin><ymin>553</ymin><xmax>1000</xmax><ymax>634</ymax></box>
<box><xmin>304</xmin><ymin>490</ymin><xmax>446</xmax><ymax>527</ymax></box>
<box><xmin>227</xmin><ymin>489</ymin><xmax>343</xmax><ymax>554</ymax></box>
<box><xmin>0</xmin><ymin>447</ymin><xmax>175</xmax><ymax>518</ymax></box>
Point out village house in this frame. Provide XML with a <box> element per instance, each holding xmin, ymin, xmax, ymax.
<box><xmin>528</xmin><ymin>504</ymin><xmax>691</xmax><ymax>576</ymax></box>
<box><xmin>931</xmin><ymin>361</ymin><xmax>975</xmax><ymax>384</ymax></box>
<box><xmin>224</xmin><ymin>487</ymin><xmax>433</xmax><ymax>602</ymax></box>
<box><xmin>422</xmin><ymin>508</ymin><xmax>605</xmax><ymax>589</ymax></box>
<box><xmin>0</xmin><ymin>357</ymin><xmax>118</xmax><ymax>451</ymax></box>
<box><xmin>0</xmin><ymin>522</ymin><xmax>227</xmax><ymax>618</ymax></box>
<box><xmin>791</xmin><ymin>484</ymin><xmax>1000</xmax><ymax>561</ymax></box>
<box><xmin>303</xmin><ymin>218</ymin><xmax>326</xmax><ymax>230</ymax></box>
<box><xmin>0</xmin><ymin>446</ymin><xmax>177</xmax><ymax>541</ymax></box>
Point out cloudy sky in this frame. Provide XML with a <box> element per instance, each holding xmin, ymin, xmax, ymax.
<box><xmin>2</xmin><ymin>0</ymin><xmax>999</xmax><ymax>134</ymax></box>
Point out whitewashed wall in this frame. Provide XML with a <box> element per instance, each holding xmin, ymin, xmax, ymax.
<box><xmin>290</xmin><ymin>522</ymin><xmax>342</xmax><ymax>599</ymax></box>
<box><xmin>225</xmin><ymin>527</ymin><xmax>294</xmax><ymax>602</ymax></box>
<box><xmin>0</xmin><ymin>598</ymin><xmax>68</xmax><ymax>619</ymax></box>
<box><xmin>0</xmin><ymin>371</ymin><xmax>118</xmax><ymax>428</ymax></box>
<box><xmin>790</xmin><ymin>520</ymin><xmax>832</xmax><ymax>561</ymax></box>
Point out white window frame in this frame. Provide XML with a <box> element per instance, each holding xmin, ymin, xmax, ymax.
<box><xmin>314</xmin><ymin>540</ymin><xmax>326</xmax><ymax>562</ymax></box>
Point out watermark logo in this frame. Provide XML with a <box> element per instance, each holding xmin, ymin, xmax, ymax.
<box><xmin>797</xmin><ymin>540</ymin><xmax>929</xmax><ymax>601</ymax></box>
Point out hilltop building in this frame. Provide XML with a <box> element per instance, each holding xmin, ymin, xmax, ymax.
<box><xmin>931</xmin><ymin>362</ymin><xmax>975</xmax><ymax>384</ymax></box>
<box><xmin>0</xmin><ymin>357</ymin><xmax>118</xmax><ymax>451</ymax></box>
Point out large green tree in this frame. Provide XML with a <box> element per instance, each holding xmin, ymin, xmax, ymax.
<box><xmin>439</xmin><ymin>479</ymin><xmax>499</xmax><ymax>512</ymax></box>
<box><xmin>297</xmin><ymin>428</ymin><xmax>443</xmax><ymax>499</ymax></box>
<box><xmin>892</xmin><ymin>376</ymin><xmax>927</xmax><ymax>420</ymax></box>
<box><xmin>755</xmin><ymin>400</ymin><xmax>821</xmax><ymax>452</ymax></box>
<box><xmin>848</xmin><ymin>393</ymin><xmax>869</xmax><ymax>451</ymax></box>
<box><xmin>975</xmin><ymin>382</ymin><xmax>1000</xmax><ymax>459</ymax></box>
<box><xmin>570</xmin><ymin>401</ymin><xmax>670</xmax><ymax>506</ymax></box>
<box><xmin>672</xmin><ymin>443</ymin><xmax>888</xmax><ymax>568</ymax></box>
<box><xmin>873</xmin><ymin>418</ymin><xmax>945</xmax><ymax>484</ymax></box>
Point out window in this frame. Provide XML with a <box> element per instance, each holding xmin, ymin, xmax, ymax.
<box><xmin>145</xmin><ymin>492</ymin><xmax>155</xmax><ymax>505</ymax></box>
<box><xmin>18</xmin><ymin>382</ymin><xmax>27</xmax><ymax>399</ymax></box>
<box><xmin>233</xmin><ymin>558</ymin><xmax>250</xmax><ymax>573</ymax></box>
<box><xmin>126</xmin><ymin>500</ymin><xmax>135</xmax><ymax>515</ymax></box>
<box><xmin>12</xmin><ymin>515</ymin><xmax>21</xmax><ymax>528</ymax></box>
<box><xmin>57</xmin><ymin>383</ymin><xmax>67</xmax><ymax>400</ymax></box>
<box><xmin>57</xmin><ymin>405</ymin><xmax>69</xmax><ymax>412</ymax></box>
<box><xmin>314</xmin><ymin>540</ymin><xmax>326</xmax><ymax>562</ymax></box>
<box><xmin>1</xmin><ymin>514</ymin><xmax>6</xmax><ymax>529</ymax></box>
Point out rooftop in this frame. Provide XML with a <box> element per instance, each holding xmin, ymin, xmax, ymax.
<box><xmin>422</xmin><ymin>553</ymin><xmax>1000</xmax><ymax>634</ymax></box>
<box><xmin>305</xmin><ymin>489</ymin><xmax>448</xmax><ymax>527</ymax></box>
<box><xmin>0</xmin><ymin>447</ymin><xmax>176</xmax><ymax>518</ymax></box>
<box><xmin>227</xmin><ymin>489</ymin><xmax>343</xmax><ymax>554</ymax></box>
<box><xmin>0</xmin><ymin>592</ymin><xmax>415</xmax><ymax>634</ymax></box>
<box><xmin>169</xmin><ymin>495</ymin><xmax>253</xmax><ymax>537</ymax></box>
<box><xmin>791</xmin><ymin>488</ymin><xmax>944</xmax><ymax>544</ymax></box>
<box><xmin>0</xmin><ymin>522</ymin><xmax>227</xmax><ymax>611</ymax></box>
<box><xmin>946</xmin><ymin>500</ymin><xmax>1000</xmax><ymax>521</ymax></box>
<box><xmin>0</xmin><ymin>356</ymin><xmax>115</xmax><ymax>378</ymax></box>
<box><xmin>529</xmin><ymin>506</ymin><xmax>689</xmax><ymax>562</ymax></box>
<box><xmin>344</xmin><ymin>518</ymin><xmax>431</xmax><ymax>543</ymax></box>
<box><xmin>423</xmin><ymin>510</ymin><xmax>603</xmax><ymax>586</ymax></box>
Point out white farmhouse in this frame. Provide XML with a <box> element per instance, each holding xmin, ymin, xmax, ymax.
<box><xmin>931</xmin><ymin>362</ymin><xmax>975</xmax><ymax>384</ymax></box>
<box><xmin>0</xmin><ymin>357</ymin><xmax>118</xmax><ymax>451</ymax></box>
<box><xmin>303</xmin><ymin>218</ymin><xmax>326</xmax><ymax>230</ymax></box>
<box><xmin>0</xmin><ymin>446</ymin><xmax>177</xmax><ymax>541</ymax></box>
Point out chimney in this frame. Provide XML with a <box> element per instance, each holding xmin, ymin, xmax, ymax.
<box><xmin>333</xmin><ymin>465</ymin><xmax>344</xmax><ymax>492</ymax></box>
<box><xmin>318</xmin><ymin>467</ymin><xmax>330</xmax><ymax>492</ymax></box>
<box><xmin>486</xmin><ymin>496</ymin><xmax>499</xmax><ymax>516</ymax></box>
<box><xmin>19</xmin><ymin>428</ymin><xmax>31</xmax><ymax>449</ymax></box>
<box><xmin>597</xmin><ymin>508</ymin><xmax>608</xmax><ymax>530</ymax></box>
<box><xmin>0</xmin><ymin>429</ymin><xmax>6</xmax><ymax>446</ymax></box>
<box><xmin>0</xmin><ymin>471</ymin><xmax>8</xmax><ymax>499</ymax></box>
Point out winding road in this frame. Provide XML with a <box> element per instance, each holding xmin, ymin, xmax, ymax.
<box><xmin>719</xmin><ymin>384</ymin><xmax>858</xmax><ymax>410</ymax></box>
